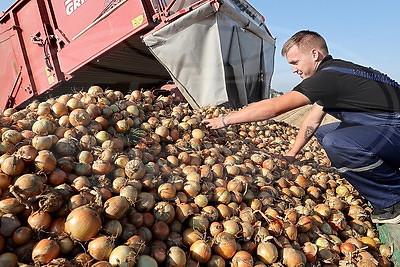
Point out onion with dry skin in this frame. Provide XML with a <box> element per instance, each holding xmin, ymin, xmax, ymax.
<box><xmin>190</xmin><ymin>240</ymin><xmax>211</xmax><ymax>263</ymax></box>
<box><xmin>32</xmin><ymin>239</ymin><xmax>60</xmax><ymax>264</ymax></box>
<box><xmin>232</xmin><ymin>251</ymin><xmax>253</xmax><ymax>267</ymax></box>
<box><xmin>1</xmin><ymin>156</ymin><xmax>24</xmax><ymax>176</ymax></box>
<box><xmin>35</xmin><ymin>150</ymin><xmax>57</xmax><ymax>173</ymax></box>
<box><xmin>108</xmin><ymin>245</ymin><xmax>134</xmax><ymax>266</ymax></box>
<box><xmin>12</xmin><ymin>173</ymin><xmax>45</xmax><ymax>200</ymax></box>
<box><xmin>257</xmin><ymin>242</ymin><xmax>278</xmax><ymax>264</ymax></box>
<box><xmin>125</xmin><ymin>159</ymin><xmax>146</xmax><ymax>179</ymax></box>
<box><xmin>104</xmin><ymin>196</ymin><xmax>130</xmax><ymax>219</ymax></box>
<box><xmin>88</xmin><ymin>236</ymin><xmax>115</xmax><ymax>261</ymax></box>
<box><xmin>213</xmin><ymin>232</ymin><xmax>237</xmax><ymax>259</ymax></box>
<box><xmin>65</xmin><ymin>206</ymin><xmax>102</xmax><ymax>242</ymax></box>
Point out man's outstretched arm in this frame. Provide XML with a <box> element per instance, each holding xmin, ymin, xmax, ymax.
<box><xmin>202</xmin><ymin>91</ymin><xmax>311</xmax><ymax>129</ymax></box>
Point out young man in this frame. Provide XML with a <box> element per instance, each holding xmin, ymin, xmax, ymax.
<box><xmin>202</xmin><ymin>30</ymin><xmax>400</xmax><ymax>224</ymax></box>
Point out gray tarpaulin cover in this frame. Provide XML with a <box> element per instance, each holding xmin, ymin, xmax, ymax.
<box><xmin>143</xmin><ymin>0</ymin><xmax>275</xmax><ymax>109</ymax></box>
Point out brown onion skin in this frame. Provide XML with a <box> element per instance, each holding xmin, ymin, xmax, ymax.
<box><xmin>28</xmin><ymin>211</ymin><xmax>52</xmax><ymax>231</ymax></box>
<box><xmin>65</xmin><ymin>206</ymin><xmax>102</xmax><ymax>242</ymax></box>
<box><xmin>32</xmin><ymin>239</ymin><xmax>60</xmax><ymax>264</ymax></box>
<box><xmin>88</xmin><ymin>236</ymin><xmax>115</xmax><ymax>261</ymax></box>
<box><xmin>190</xmin><ymin>240</ymin><xmax>211</xmax><ymax>263</ymax></box>
<box><xmin>232</xmin><ymin>250</ymin><xmax>253</xmax><ymax>267</ymax></box>
<box><xmin>12</xmin><ymin>227</ymin><xmax>33</xmax><ymax>245</ymax></box>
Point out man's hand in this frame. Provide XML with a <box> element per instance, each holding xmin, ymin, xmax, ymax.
<box><xmin>202</xmin><ymin>117</ymin><xmax>225</xmax><ymax>129</ymax></box>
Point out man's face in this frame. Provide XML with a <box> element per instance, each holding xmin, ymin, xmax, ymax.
<box><xmin>286</xmin><ymin>45</ymin><xmax>318</xmax><ymax>79</ymax></box>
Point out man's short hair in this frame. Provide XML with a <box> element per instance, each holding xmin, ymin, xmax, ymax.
<box><xmin>281</xmin><ymin>30</ymin><xmax>329</xmax><ymax>56</ymax></box>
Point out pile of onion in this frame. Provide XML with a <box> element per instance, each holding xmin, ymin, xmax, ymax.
<box><xmin>0</xmin><ymin>86</ymin><xmax>392</xmax><ymax>267</ymax></box>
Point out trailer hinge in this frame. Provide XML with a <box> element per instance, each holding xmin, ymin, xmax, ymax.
<box><xmin>6</xmin><ymin>66</ymin><xmax>22</xmax><ymax>109</ymax></box>
<box><xmin>30</xmin><ymin>32</ymin><xmax>54</xmax><ymax>70</ymax></box>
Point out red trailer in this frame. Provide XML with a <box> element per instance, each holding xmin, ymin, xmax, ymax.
<box><xmin>0</xmin><ymin>0</ymin><xmax>275</xmax><ymax>111</ymax></box>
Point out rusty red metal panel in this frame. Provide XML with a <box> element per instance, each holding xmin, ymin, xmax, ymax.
<box><xmin>0</xmin><ymin>0</ymin><xmax>61</xmax><ymax>110</ymax></box>
<box><xmin>0</xmin><ymin>21</ymin><xmax>28</xmax><ymax>111</ymax></box>
<box><xmin>15</xmin><ymin>0</ymin><xmax>59</xmax><ymax>95</ymax></box>
<box><xmin>53</xmin><ymin>0</ymin><xmax>153</xmax><ymax>74</ymax></box>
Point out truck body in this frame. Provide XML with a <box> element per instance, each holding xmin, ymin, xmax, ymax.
<box><xmin>0</xmin><ymin>0</ymin><xmax>275</xmax><ymax>111</ymax></box>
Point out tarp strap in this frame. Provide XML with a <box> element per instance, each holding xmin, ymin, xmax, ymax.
<box><xmin>322</xmin><ymin>66</ymin><xmax>400</xmax><ymax>89</ymax></box>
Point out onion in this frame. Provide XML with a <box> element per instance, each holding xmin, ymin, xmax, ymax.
<box><xmin>1</xmin><ymin>156</ymin><xmax>24</xmax><ymax>176</ymax></box>
<box><xmin>48</xmin><ymin>218</ymin><xmax>65</xmax><ymax>235</ymax></box>
<box><xmin>137</xmin><ymin>227</ymin><xmax>153</xmax><ymax>243</ymax></box>
<box><xmin>32</xmin><ymin>119</ymin><xmax>54</xmax><ymax>135</ymax></box>
<box><xmin>92</xmin><ymin>160</ymin><xmax>112</xmax><ymax>175</ymax></box>
<box><xmin>213</xmin><ymin>232</ymin><xmax>237</xmax><ymax>259</ymax></box>
<box><xmin>257</xmin><ymin>242</ymin><xmax>278</xmax><ymax>264</ymax></box>
<box><xmin>0</xmin><ymin>253</ymin><xmax>18</xmax><ymax>267</ymax></box>
<box><xmin>0</xmin><ymin>141</ymin><xmax>15</xmax><ymax>155</ymax></box>
<box><xmin>136</xmin><ymin>192</ymin><xmax>155</xmax><ymax>212</ymax></box>
<box><xmin>120</xmin><ymin>186</ymin><xmax>138</xmax><ymax>203</ymax></box>
<box><xmin>13</xmin><ymin>227</ymin><xmax>33</xmax><ymax>245</ymax></box>
<box><xmin>102</xmin><ymin>220</ymin><xmax>121</xmax><ymax>238</ymax></box>
<box><xmin>65</xmin><ymin>206</ymin><xmax>102</xmax><ymax>241</ymax></box>
<box><xmin>69</xmin><ymin>109</ymin><xmax>91</xmax><ymax>127</ymax></box>
<box><xmin>58</xmin><ymin>236</ymin><xmax>74</xmax><ymax>254</ymax></box>
<box><xmin>55</xmin><ymin>138</ymin><xmax>78</xmax><ymax>156</ymax></box>
<box><xmin>0</xmin><ymin>173</ymin><xmax>11</xmax><ymax>189</ymax></box>
<box><xmin>35</xmin><ymin>150</ymin><xmax>57</xmax><ymax>173</ymax></box>
<box><xmin>0</xmin><ymin>214</ymin><xmax>21</xmax><ymax>237</ymax></box>
<box><xmin>155</xmin><ymin>126</ymin><xmax>169</xmax><ymax>138</ymax></box>
<box><xmin>104</xmin><ymin>196</ymin><xmax>130</xmax><ymax>219</ymax></box>
<box><xmin>223</xmin><ymin>220</ymin><xmax>240</xmax><ymax>236</ymax></box>
<box><xmin>190</xmin><ymin>240</ymin><xmax>211</xmax><ymax>263</ymax></box>
<box><xmin>137</xmin><ymin>255</ymin><xmax>158</xmax><ymax>267</ymax></box>
<box><xmin>175</xmin><ymin>203</ymin><xmax>194</xmax><ymax>222</ymax></box>
<box><xmin>182</xmin><ymin>229</ymin><xmax>202</xmax><ymax>247</ymax></box>
<box><xmin>2</xmin><ymin>129</ymin><xmax>22</xmax><ymax>144</ymax></box>
<box><xmin>232</xmin><ymin>251</ymin><xmax>253</xmax><ymax>267</ymax></box>
<box><xmin>152</xmin><ymin>221</ymin><xmax>170</xmax><ymax>240</ymax></box>
<box><xmin>154</xmin><ymin>201</ymin><xmax>175</xmax><ymax>223</ymax></box>
<box><xmin>32</xmin><ymin>239</ymin><xmax>60</xmax><ymax>264</ymax></box>
<box><xmin>51</xmin><ymin>102</ymin><xmax>69</xmax><ymax>116</ymax></box>
<box><xmin>282</xmin><ymin>248</ymin><xmax>306</xmax><ymax>267</ymax></box>
<box><xmin>88</xmin><ymin>236</ymin><xmax>115</xmax><ymax>261</ymax></box>
<box><xmin>125</xmin><ymin>235</ymin><xmax>146</xmax><ymax>255</ymax></box>
<box><xmin>16</xmin><ymin>145</ymin><xmax>38</xmax><ymax>163</ymax></box>
<box><xmin>166</xmin><ymin>246</ymin><xmax>186</xmax><ymax>267</ymax></box>
<box><xmin>125</xmin><ymin>159</ymin><xmax>146</xmax><ymax>179</ymax></box>
<box><xmin>194</xmin><ymin>194</ymin><xmax>208</xmax><ymax>208</ymax></box>
<box><xmin>108</xmin><ymin>245</ymin><xmax>134</xmax><ymax>266</ymax></box>
<box><xmin>158</xmin><ymin>183</ymin><xmax>176</xmax><ymax>200</ymax></box>
<box><xmin>296</xmin><ymin>216</ymin><xmax>313</xmax><ymax>232</ymax></box>
<box><xmin>12</xmin><ymin>173</ymin><xmax>45</xmax><ymax>199</ymax></box>
<box><xmin>0</xmin><ymin>198</ymin><xmax>25</xmax><ymax>214</ymax></box>
<box><xmin>28</xmin><ymin>211</ymin><xmax>52</xmax><ymax>231</ymax></box>
<box><xmin>188</xmin><ymin>215</ymin><xmax>209</xmax><ymax>233</ymax></box>
<box><xmin>303</xmin><ymin>242</ymin><xmax>318</xmax><ymax>262</ymax></box>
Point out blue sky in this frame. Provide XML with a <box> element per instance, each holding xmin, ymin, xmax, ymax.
<box><xmin>1</xmin><ymin>0</ymin><xmax>399</xmax><ymax>93</ymax></box>
<box><xmin>250</xmin><ymin>0</ymin><xmax>400</xmax><ymax>92</ymax></box>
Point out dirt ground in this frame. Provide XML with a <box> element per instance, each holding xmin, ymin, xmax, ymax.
<box><xmin>272</xmin><ymin>104</ymin><xmax>339</xmax><ymax>128</ymax></box>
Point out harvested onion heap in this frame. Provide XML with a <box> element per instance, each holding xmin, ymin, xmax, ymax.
<box><xmin>0</xmin><ymin>86</ymin><xmax>393</xmax><ymax>267</ymax></box>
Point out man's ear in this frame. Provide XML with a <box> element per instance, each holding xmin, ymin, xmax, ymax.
<box><xmin>311</xmin><ymin>48</ymin><xmax>319</xmax><ymax>60</ymax></box>
<box><xmin>311</xmin><ymin>48</ymin><xmax>324</xmax><ymax>62</ymax></box>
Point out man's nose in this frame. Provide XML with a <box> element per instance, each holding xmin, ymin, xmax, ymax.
<box><xmin>291</xmin><ymin>65</ymin><xmax>298</xmax><ymax>73</ymax></box>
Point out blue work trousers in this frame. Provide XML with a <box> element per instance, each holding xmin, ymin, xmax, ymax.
<box><xmin>315</xmin><ymin>111</ymin><xmax>400</xmax><ymax>209</ymax></box>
